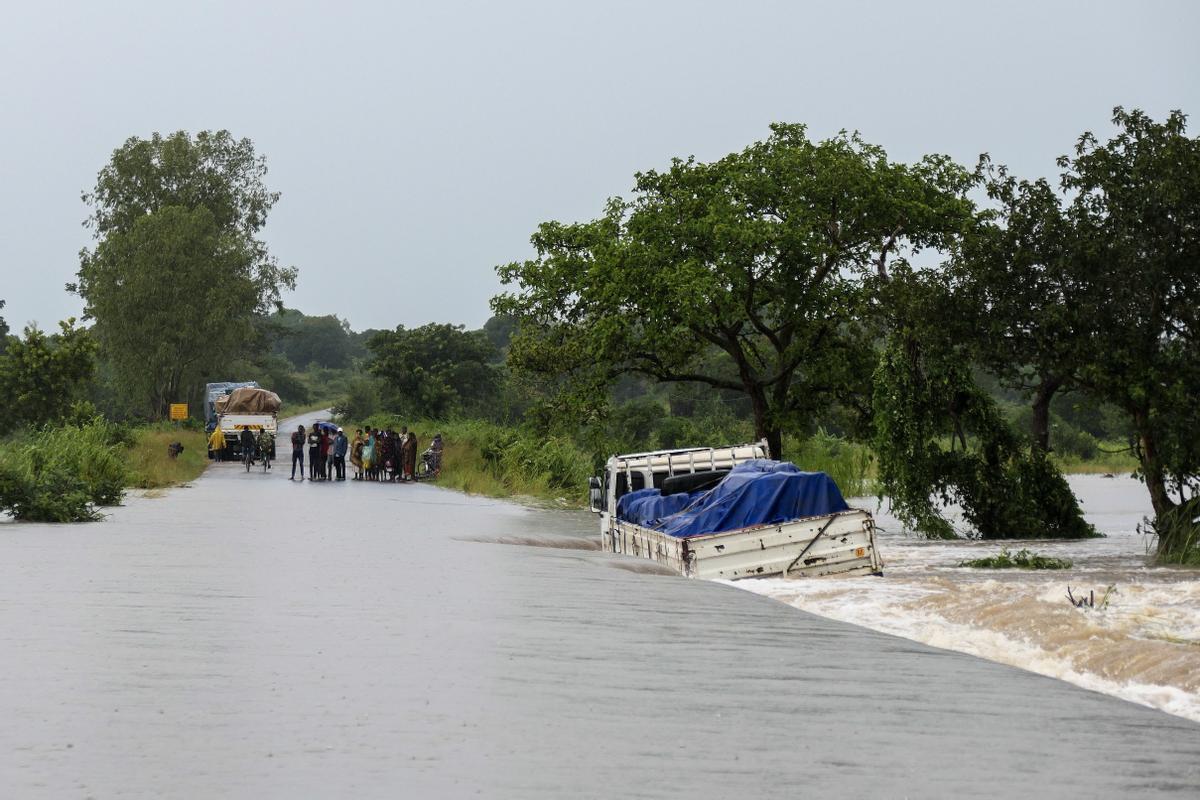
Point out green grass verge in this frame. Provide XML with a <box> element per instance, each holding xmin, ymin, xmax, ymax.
<box><xmin>125</xmin><ymin>425</ymin><xmax>209</xmax><ymax>489</ymax></box>
<box><xmin>335</xmin><ymin>415</ymin><xmax>592</xmax><ymax>506</ymax></box>
<box><xmin>959</xmin><ymin>547</ymin><xmax>1073</xmax><ymax>569</ymax></box>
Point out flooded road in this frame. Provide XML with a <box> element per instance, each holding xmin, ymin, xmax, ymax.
<box><xmin>1</xmin><ymin>417</ymin><xmax>1198</xmax><ymax>797</ymax></box>
<box><xmin>738</xmin><ymin>476</ymin><xmax>1200</xmax><ymax>723</ymax></box>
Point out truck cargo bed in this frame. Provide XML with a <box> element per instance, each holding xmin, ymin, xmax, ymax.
<box><xmin>604</xmin><ymin>509</ymin><xmax>882</xmax><ymax>580</ymax></box>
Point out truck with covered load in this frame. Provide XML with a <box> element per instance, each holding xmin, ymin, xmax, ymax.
<box><xmin>588</xmin><ymin>441</ymin><xmax>882</xmax><ymax>580</ymax></box>
<box><xmin>205</xmin><ymin>383</ymin><xmax>281</xmax><ymax>460</ymax></box>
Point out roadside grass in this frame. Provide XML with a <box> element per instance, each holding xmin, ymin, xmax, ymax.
<box><xmin>125</xmin><ymin>425</ymin><xmax>208</xmax><ymax>489</ymax></box>
<box><xmin>786</xmin><ymin>430</ymin><xmax>875</xmax><ymax>496</ymax></box>
<box><xmin>959</xmin><ymin>547</ymin><xmax>1074</xmax><ymax>570</ymax></box>
<box><xmin>335</xmin><ymin>415</ymin><xmax>592</xmax><ymax>506</ymax></box>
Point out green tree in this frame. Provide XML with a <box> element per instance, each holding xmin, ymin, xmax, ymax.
<box><xmin>367</xmin><ymin>323</ymin><xmax>499</xmax><ymax>419</ymax></box>
<box><xmin>0</xmin><ymin>319</ymin><xmax>98</xmax><ymax>428</ymax></box>
<box><xmin>1059</xmin><ymin>109</ymin><xmax>1200</xmax><ymax>560</ymax></box>
<box><xmin>870</xmin><ymin>271</ymin><xmax>1094</xmax><ymax>540</ymax></box>
<box><xmin>0</xmin><ymin>299</ymin><xmax>9</xmax><ymax>353</ymax></box>
<box><xmin>494</xmin><ymin>124</ymin><xmax>976</xmax><ymax>458</ymax></box>
<box><xmin>271</xmin><ymin>308</ymin><xmax>364</xmax><ymax>370</ymax></box>
<box><xmin>956</xmin><ymin>167</ymin><xmax>1088</xmax><ymax>453</ymax></box>
<box><xmin>72</xmin><ymin>130</ymin><xmax>296</xmax><ymax>417</ymax></box>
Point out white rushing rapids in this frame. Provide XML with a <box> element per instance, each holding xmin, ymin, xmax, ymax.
<box><xmin>730</xmin><ymin>475</ymin><xmax>1200</xmax><ymax>723</ymax></box>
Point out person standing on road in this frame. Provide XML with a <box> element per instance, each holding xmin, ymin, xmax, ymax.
<box><xmin>403</xmin><ymin>428</ymin><xmax>418</xmax><ymax>481</ymax></box>
<box><xmin>308</xmin><ymin>426</ymin><xmax>321</xmax><ymax>480</ymax></box>
<box><xmin>350</xmin><ymin>429</ymin><xmax>365</xmax><ymax>480</ymax></box>
<box><xmin>318</xmin><ymin>427</ymin><xmax>332</xmax><ymax>481</ymax></box>
<box><xmin>290</xmin><ymin>424</ymin><xmax>306</xmax><ymax>481</ymax></box>
<box><xmin>325</xmin><ymin>429</ymin><xmax>337</xmax><ymax>481</ymax></box>
<box><xmin>208</xmin><ymin>426</ymin><xmax>227</xmax><ymax>461</ymax></box>
<box><xmin>334</xmin><ymin>428</ymin><xmax>348</xmax><ymax>481</ymax></box>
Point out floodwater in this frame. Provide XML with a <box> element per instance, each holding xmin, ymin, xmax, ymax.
<box><xmin>1</xmin><ymin>420</ymin><xmax>1198</xmax><ymax>797</ymax></box>
<box><xmin>735</xmin><ymin>475</ymin><xmax>1200</xmax><ymax>724</ymax></box>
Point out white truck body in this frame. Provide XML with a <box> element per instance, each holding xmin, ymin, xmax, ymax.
<box><xmin>589</xmin><ymin>441</ymin><xmax>882</xmax><ymax>580</ymax></box>
<box><xmin>218</xmin><ymin>412</ymin><xmax>277</xmax><ymax>437</ymax></box>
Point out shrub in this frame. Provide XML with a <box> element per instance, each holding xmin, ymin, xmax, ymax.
<box><xmin>0</xmin><ymin>420</ymin><xmax>128</xmax><ymax>521</ymax></box>
<box><xmin>959</xmin><ymin>547</ymin><xmax>1073</xmax><ymax>569</ymax></box>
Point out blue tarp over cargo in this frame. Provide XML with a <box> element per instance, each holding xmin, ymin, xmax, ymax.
<box><xmin>616</xmin><ymin>460</ymin><xmax>850</xmax><ymax>539</ymax></box>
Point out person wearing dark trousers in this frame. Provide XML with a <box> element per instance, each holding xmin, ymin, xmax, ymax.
<box><xmin>334</xmin><ymin>428</ymin><xmax>348</xmax><ymax>481</ymax></box>
<box><xmin>308</xmin><ymin>427</ymin><xmax>320</xmax><ymax>480</ymax></box>
<box><xmin>290</xmin><ymin>424</ymin><xmax>306</xmax><ymax>480</ymax></box>
<box><xmin>318</xmin><ymin>429</ymin><xmax>331</xmax><ymax>480</ymax></box>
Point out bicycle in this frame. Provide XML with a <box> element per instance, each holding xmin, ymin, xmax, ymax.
<box><xmin>243</xmin><ymin>447</ymin><xmax>254</xmax><ymax>472</ymax></box>
<box><xmin>415</xmin><ymin>448</ymin><xmax>441</xmax><ymax>481</ymax></box>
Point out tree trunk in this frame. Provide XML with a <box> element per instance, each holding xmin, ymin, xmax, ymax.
<box><xmin>746</xmin><ymin>386</ymin><xmax>782</xmax><ymax>459</ymax></box>
<box><xmin>1132</xmin><ymin>409</ymin><xmax>1179</xmax><ymax>557</ymax></box>
<box><xmin>1031</xmin><ymin>375</ymin><xmax>1063</xmax><ymax>453</ymax></box>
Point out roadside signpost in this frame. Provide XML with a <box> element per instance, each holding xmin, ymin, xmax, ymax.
<box><xmin>170</xmin><ymin>403</ymin><xmax>188</xmax><ymax>421</ymax></box>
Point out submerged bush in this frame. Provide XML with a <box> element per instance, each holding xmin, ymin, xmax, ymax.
<box><xmin>959</xmin><ymin>547</ymin><xmax>1073</xmax><ymax>570</ymax></box>
<box><xmin>1145</xmin><ymin>497</ymin><xmax>1200</xmax><ymax>567</ymax></box>
<box><xmin>0</xmin><ymin>420</ymin><xmax>128</xmax><ymax>521</ymax></box>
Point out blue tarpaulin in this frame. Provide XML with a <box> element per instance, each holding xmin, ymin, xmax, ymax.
<box><xmin>616</xmin><ymin>488</ymin><xmax>696</xmax><ymax>527</ymax></box>
<box><xmin>616</xmin><ymin>460</ymin><xmax>850</xmax><ymax>539</ymax></box>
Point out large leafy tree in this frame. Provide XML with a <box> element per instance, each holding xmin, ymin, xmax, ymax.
<box><xmin>0</xmin><ymin>319</ymin><xmax>98</xmax><ymax>428</ymax></box>
<box><xmin>367</xmin><ymin>323</ymin><xmax>499</xmax><ymax>419</ymax></box>
<box><xmin>956</xmin><ymin>168</ymin><xmax>1089</xmax><ymax>453</ymax></box>
<box><xmin>494</xmin><ymin>124</ymin><xmax>977</xmax><ymax>458</ymax></box>
<box><xmin>1061</xmin><ymin>109</ymin><xmax>1200</xmax><ymax>560</ymax></box>
<box><xmin>72</xmin><ymin>131</ymin><xmax>296</xmax><ymax>417</ymax></box>
<box><xmin>946</xmin><ymin>108</ymin><xmax>1199</xmax><ymax>557</ymax></box>
<box><xmin>870</xmin><ymin>269</ymin><xmax>1095</xmax><ymax>540</ymax></box>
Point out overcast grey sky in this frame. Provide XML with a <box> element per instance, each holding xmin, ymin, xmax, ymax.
<box><xmin>1</xmin><ymin>0</ymin><xmax>1197</xmax><ymax>333</ymax></box>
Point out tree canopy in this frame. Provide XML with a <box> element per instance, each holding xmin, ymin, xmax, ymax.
<box><xmin>270</xmin><ymin>308</ymin><xmax>365</xmax><ymax>370</ymax></box>
<box><xmin>367</xmin><ymin>323</ymin><xmax>499</xmax><ymax>419</ymax></box>
<box><xmin>72</xmin><ymin>130</ymin><xmax>295</xmax><ymax>417</ymax></box>
<box><xmin>0</xmin><ymin>319</ymin><xmax>98</xmax><ymax>428</ymax></box>
<box><xmin>494</xmin><ymin>123</ymin><xmax>977</xmax><ymax>459</ymax></box>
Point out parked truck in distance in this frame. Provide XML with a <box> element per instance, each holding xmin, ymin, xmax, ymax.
<box><xmin>589</xmin><ymin>441</ymin><xmax>882</xmax><ymax>581</ymax></box>
<box><xmin>205</xmin><ymin>382</ymin><xmax>281</xmax><ymax>460</ymax></box>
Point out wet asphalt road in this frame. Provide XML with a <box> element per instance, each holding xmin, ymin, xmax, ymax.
<box><xmin>1</xmin><ymin>412</ymin><xmax>1198</xmax><ymax>798</ymax></box>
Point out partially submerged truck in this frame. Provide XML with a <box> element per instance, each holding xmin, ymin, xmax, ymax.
<box><xmin>589</xmin><ymin>441</ymin><xmax>882</xmax><ymax>580</ymax></box>
<box><xmin>205</xmin><ymin>383</ymin><xmax>280</xmax><ymax>459</ymax></box>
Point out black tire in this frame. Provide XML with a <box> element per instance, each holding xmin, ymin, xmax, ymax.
<box><xmin>660</xmin><ymin>469</ymin><xmax>728</xmax><ymax>496</ymax></box>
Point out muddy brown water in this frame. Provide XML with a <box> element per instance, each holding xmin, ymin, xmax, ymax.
<box><xmin>1</xmin><ymin>414</ymin><xmax>1198</xmax><ymax>797</ymax></box>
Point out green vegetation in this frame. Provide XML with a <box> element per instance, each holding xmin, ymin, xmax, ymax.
<box><xmin>72</xmin><ymin>130</ymin><xmax>295</xmax><ymax>419</ymax></box>
<box><xmin>0</xmin><ymin>320</ymin><xmax>98</xmax><ymax>428</ymax></box>
<box><xmin>1144</xmin><ymin>499</ymin><xmax>1200</xmax><ymax>567</ymax></box>
<box><xmin>959</xmin><ymin>548</ymin><xmax>1074</xmax><ymax>570</ymax></box>
<box><xmin>0</xmin><ymin>421</ymin><xmax>128</xmax><ymax>521</ymax></box>
<box><xmin>125</xmin><ymin>425</ymin><xmax>209</xmax><ymax>489</ymax></box>
<box><xmin>491</xmin><ymin>110</ymin><xmax>1198</xmax><ymax>559</ymax></box>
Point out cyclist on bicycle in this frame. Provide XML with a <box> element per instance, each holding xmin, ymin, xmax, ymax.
<box><xmin>239</xmin><ymin>428</ymin><xmax>256</xmax><ymax>467</ymax></box>
<box><xmin>256</xmin><ymin>428</ymin><xmax>274</xmax><ymax>469</ymax></box>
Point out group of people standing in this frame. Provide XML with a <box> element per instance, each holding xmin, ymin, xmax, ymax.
<box><xmin>289</xmin><ymin>424</ymin><xmax>441</xmax><ymax>483</ymax></box>
<box><xmin>289</xmin><ymin>424</ymin><xmax>349</xmax><ymax>481</ymax></box>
